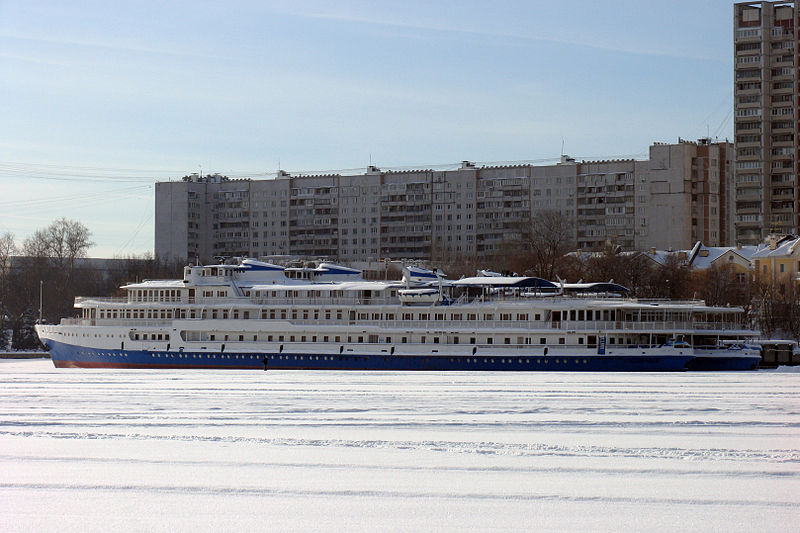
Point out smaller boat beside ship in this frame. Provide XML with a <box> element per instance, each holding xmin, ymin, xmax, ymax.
<box><xmin>35</xmin><ymin>259</ymin><xmax>762</xmax><ymax>371</ymax></box>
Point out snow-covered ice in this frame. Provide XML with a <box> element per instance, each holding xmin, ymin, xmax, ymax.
<box><xmin>1</xmin><ymin>359</ymin><xmax>798</xmax><ymax>532</ymax></box>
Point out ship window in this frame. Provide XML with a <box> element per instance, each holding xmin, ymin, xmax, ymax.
<box><xmin>540</xmin><ymin>338</ymin><xmax>546</xmax><ymax>344</ymax></box>
<box><xmin>578</xmin><ymin>338</ymin><xmax>584</xmax><ymax>344</ymax></box>
<box><xmin>253</xmin><ymin>335</ymin><xmax>257</xmax><ymax>341</ymax></box>
<box><xmin>470</xmin><ymin>337</ymin><xmax>475</xmax><ymax>344</ymax></box>
<box><xmin>358</xmin><ymin>336</ymin><xmax>363</xmax><ymax>343</ymax></box>
<box><xmin>337</xmin><ymin>311</ymin><xmax>342</xmax><ymax>319</ymax></box>
<box><xmin>517</xmin><ymin>337</ymin><xmax>524</xmax><ymax>344</ymax></box>
<box><xmin>504</xmin><ymin>338</ymin><xmax>510</xmax><ymax>344</ymax></box>
<box><xmin>212</xmin><ymin>310</ymin><xmax>218</xmax><ymax>319</ymax></box>
<box><xmin>535</xmin><ymin>314</ymin><xmax>541</xmax><ymax>321</ymax></box>
<box><xmin>290</xmin><ymin>336</ymin><xmax>295</xmax><ymax>341</ymax></box>
<box><xmin>484</xmin><ymin>314</ymin><xmax>493</xmax><ymax>320</ymax></box>
<box><xmin>325</xmin><ymin>311</ymin><xmax>331</xmax><ymax>319</ymax></box>
<box><xmin>487</xmin><ymin>338</ymin><xmax>493</xmax><ymax>344</ymax></box>
<box><xmin>323</xmin><ymin>336</ymin><xmax>329</xmax><ymax>342</ymax></box>
<box><xmin>402</xmin><ymin>337</ymin><xmax>407</xmax><ymax>343</ymax></box>
<box><xmin>433</xmin><ymin>337</ymin><xmax>439</xmax><ymax>344</ymax></box>
<box><xmin>609</xmin><ymin>338</ymin><xmax>615</xmax><ymax>344</ymax></box>
<box><xmin>386</xmin><ymin>337</ymin><xmax>391</xmax><ymax>343</ymax></box>
<box><xmin>335</xmin><ymin>336</ymin><xmax>341</xmax><ymax>342</ymax></box>
<box><xmin>238</xmin><ymin>335</ymin><xmax>244</xmax><ymax>341</ymax></box>
<box><xmin>467</xmin><ymin>314</ymin><xmax>477</xmax><ymax>320</ymax></box>
<box><xmin>279</xmin><ymin>335</ymin><xmax>284</xmax><ymax>341</ymax></box>
<box><xmin>559</xmin><ymin>338</ymin><xmax>565</xmax><ymax>344</ymax></box>
<box><xmin>224</xmin><ymin>335</ymin><xmax>229</xmax><ymax>341</ymax></box>
<box><xmin>222</xmin><ymin>311</ymin><xmax>228</xmax><ymax>319</ymax></box>
<box><xmin>570</xmin><ymin>310</ymin><xmax>576</xmax><ymax>321</ymax></box>
<box><xmin>301</xmin><ymin>336</ymin><xmax>306</xmax><ymax>342</ymax></box>
<box><xmin>453</xmin><ymin>337</ymin><xmax>458</xmax><ymax>344</ymax></box>
<box><xmin>578</xmin><ymin>310</ymin><xmax>585</xmax><ymax>320</ymax></box>
<box><xmin>435</xmin><ymin>313</ymin><xmax>444</xmax><ymax>320</ymax></box>
<box><xmin>421</xmin><ymin>336</ymin><xmax>426</xmax><ymax>343</ymax></box>
<box><xmin>280</xmin><ymin>311</ymin><xmax>287</xmax><ymax>319</ymax></box>
<box><xmin>517</xmin><ymin>314</ymin><xmax>528</xmax><ymax>321</ymax></box>
<box><xmin>303</xmin><ymin>310</ymin><xmax>308</xmax><ymax>319</ymax></box>
<box><xmin>233</xmin><ymin>310</ymin><xmax>239</xmax><ymax>319</ymax></box>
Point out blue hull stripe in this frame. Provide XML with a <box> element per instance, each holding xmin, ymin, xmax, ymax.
<box><xmin>45</xmin><ymin>340</ymin><xmax>698</xmax><ymax>372</ymax></box>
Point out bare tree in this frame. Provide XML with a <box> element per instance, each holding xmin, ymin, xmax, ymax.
<box><xmin>24</xmin><ymin>218</ymin><xmax>93</xmax><ymax>289</ymax></box>
<box><xmin>510</xmin><ymin>210</ymin><xmax>575</xmax><ymax>280</ymax></box>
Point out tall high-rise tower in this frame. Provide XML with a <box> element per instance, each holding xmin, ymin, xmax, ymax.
<box><xmin>734</xmin><ymin>1</ymin><xmax>798</xmax><ymax>244</ymax></box>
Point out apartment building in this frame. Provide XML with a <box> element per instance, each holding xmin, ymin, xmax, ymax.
<box><xmin>734</xmin><ymin>1</ymin><xmax>799</xmax><ymax>243</ymax></box>
<box><xmin>155</xmin><ymin>140</ymin><xmax>733</xmax><ymax>264</ymax></box>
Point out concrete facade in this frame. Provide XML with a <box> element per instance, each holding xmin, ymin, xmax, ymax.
<box><xmin>155</xmin><ymin>140</ymin><xmax>734</xmax><ymax>264</ymax></box>
<box><xmin>733</xmin><ymin>1</ymin><xmax>799</xmax><ymax>243</ymax></box>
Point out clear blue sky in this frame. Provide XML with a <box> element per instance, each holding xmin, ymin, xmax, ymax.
<box><xmin>1</xmin><ymin>0</ymin><xmax>737</xmax><ymax>257</ymax></box>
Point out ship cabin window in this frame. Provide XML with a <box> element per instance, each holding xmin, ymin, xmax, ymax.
<box><xmin>358</xmin><ymin>313</ymin><xmax>368</xmax><ymax>320</ymax></box>
<box><xmin>323</xmin><ymin>336</ymin><xmax>329</xmax><ymax>342</ymax></box>
<box><xmin>535</xmin><ymin>314</ymin><xmax>541</xmax><ymax>321</ymax></box>
<box><xmin>609</xmin><ymin>338</ymin><xmax>615</xmax><ymax>344</ymax></box>
<box><xmin>281</xmin><ymin>311</ymin><xmax>287</xmax><ymax>319</ymax></box>
<box><xmin>402</xmin><ymin>337</ymin><xmax>408</xmax><ymax>343</ymax></box>
<box><xmin>134</xmin><ymin>334</ymin><xmax>139</xmax><ymax>340</ymax></box>
<box><xmin>588</xmin><ymin>336</ymin><xmax>597</xmax><ymax>347</ymax></box>
<box><xmin>224</xmin><ymin>335</ymin><xmax>229</xmax><ymax>341</ymax></box>
<box><xmin>372</xmin><ymin>313</ymin><xmax>381</xmax><ymax>320</ymax></box>
<box><xmin>233</xmin><ymin>310</ymin><xmax>239</xmax><ymax>319</ymax></box>
<box><xmin>484</xmin><ymin>314</ymin><xmax>493</xmax><ymax>320</ymax></box>
<box><xmin>253</xmin><ymin>335</ymin><xmax>258</xmax><ymax>341</ymax></box>
<box><xmin>559</xmin><ymin>338</ymin><xmax>565</xmax><ymax>344</ymax></box>
<box><xmin>540</xmin><ymin>338</ymin><xmax>546</xmax><ymax>344</ymax></box>
<box><xmin>325</xmin><ymin>311</ymin><xmax>331</xmax><ymax>319</ymax></box>
<box><xmin>470</xmin><ymin>337</ymin><xmax>476</xmax><ymax>344</ymax></box>
<box><xmin>212</xmin><ymin>310</ymin><xmax>218</xmax><ymax>319</ymax></box>
<box><xmin>210</xmin><ymin>334</ymin><xmax>215</xmax><ymax>340</ymax></box>
<box><xmin>570</xmin><ymin>310</ymin><xmax>576</xmax><ymax>320</ymax></box>
<box><xmin>487</xmin><ymin>338</ymin><xmax>493</xmax><ymax>344</ymax></box>
<box><xmin>335</xmin><ymin>336</ymin><xmax>341</xmax><ymax>342</ymax></box>
<box><xmin>222</xmin><ymin>310</ymin><xmax>229</xmax><ymax>319</ymax></box>
<box><xmin>238</xmin><ymin>335</ymin><xmax>244</xmax><ymax>341</ymax></box>
<box><xmin>243</xmin><ymin>311</ymin><xmax>249</xmax><ymax>319</ymax></box>
<box><xmin>467</xmin><ymin>314</ymin><xmax>477</xmax><ymax>320</ymax></box>
<box><xmin>419</xmin><ymin>313</ymin><xmax>429</xmax><ymax>320</ymax></box>
<box><xmin>385</xmin><ymin>336</ymin><xmax>391</xmax><ymax>343</ymax></box>
<box><xmin>578</xmin><ymin>310</ymin><xmax>585</xmax><ymax>320</ymax></box>
<box><xmin>279</xmin><ymin>335</ymin><xmax>284</xmax><ymax>341</ymax></box>
<box><xmin>435</xmin><ymin>313</ymin><xmax>445</xmax><ymax>320</ymax></box>
<box><xmin>402</xmin><ymin>313</ymin><xmax>413</xmax><ymax>320</ymax></box>
<box><xmin>301</xmin><ymin>336</ymin><xmax>306</xmax><ymax>342</ymax></box>
<box><xmin>578</xmin><ymin>338</ymin><xmax>584</xmax><ymax>344</ymax></box>
<box><xmin>500</xmin><ymin>314</ymin><xmax>511</xmax><ymax>321</ymax></box>
<box><xmin>433</xmin><ymin>337</ymin><xmax>440</xmax><ymax>344</ymax></box>
<box><xmin>217</xmin><ymin>291</ymin><xmax>226</xmax><ymax>297</ymax></box>
<box><xmin>386</xmin><ymin>313</ymin><xmax>395</xmax><ymax>320</ymax></box>
<box><xmin>337</xmin><ymin>311</ymin><xmax>342</xmax><ymax>319</ymax></box>
<box><xmin>517</xmin><ymin>314</ymin><xmax>528</xmax><ymax>321</ymax></box>
<box><xmin>504</xmin><ymin>337</ymin><xmax>510</xmax><ymax>344</ymax></box>
<box><xmin>291</xmin><ymin>310</ymin><xmax>297</xmax><ymax>319</ymax></box>
<box><xmin>420</xmin><ymin>336</ymin><xmax>426</xmax><ymax>343</ymax></box>
<box><xmin>290</xmin><ymin>335</ymin><xmax>295</xmax><ymax>341</ymax></box>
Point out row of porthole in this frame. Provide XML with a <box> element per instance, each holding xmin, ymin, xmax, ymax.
<box><xmin>461</xmin><ymin>358</ymin><xmax>589</xmax><ymax>364</ymax></box>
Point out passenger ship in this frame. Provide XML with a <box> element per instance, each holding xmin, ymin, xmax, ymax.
<box><xmin>35</xmin><ymin>259</ymin><xmax>762</xmax><ymax>371</ymax></box>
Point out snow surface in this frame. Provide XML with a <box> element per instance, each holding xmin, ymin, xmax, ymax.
<box><xmin>1</xmin><ymin>359</ymin><xmax>798</xmax><ymax>532</ymax></box>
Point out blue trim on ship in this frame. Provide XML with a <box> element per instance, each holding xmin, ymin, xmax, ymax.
<box><xmin>43</xmin><ymin>340</ymin><xmax>696</xmax><ymax>372</ymax></box>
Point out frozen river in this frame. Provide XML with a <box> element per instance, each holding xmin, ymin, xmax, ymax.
<box><xmin>1</xmin><ymin>359</ymin><xmax>798</xmax><ymax>532</ymax></box>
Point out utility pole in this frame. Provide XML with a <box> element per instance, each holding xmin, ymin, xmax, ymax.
<box><xmin>38</xmin><ymin>280</ymin><xmax>43</xmax><ymax>324</ymax></box>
